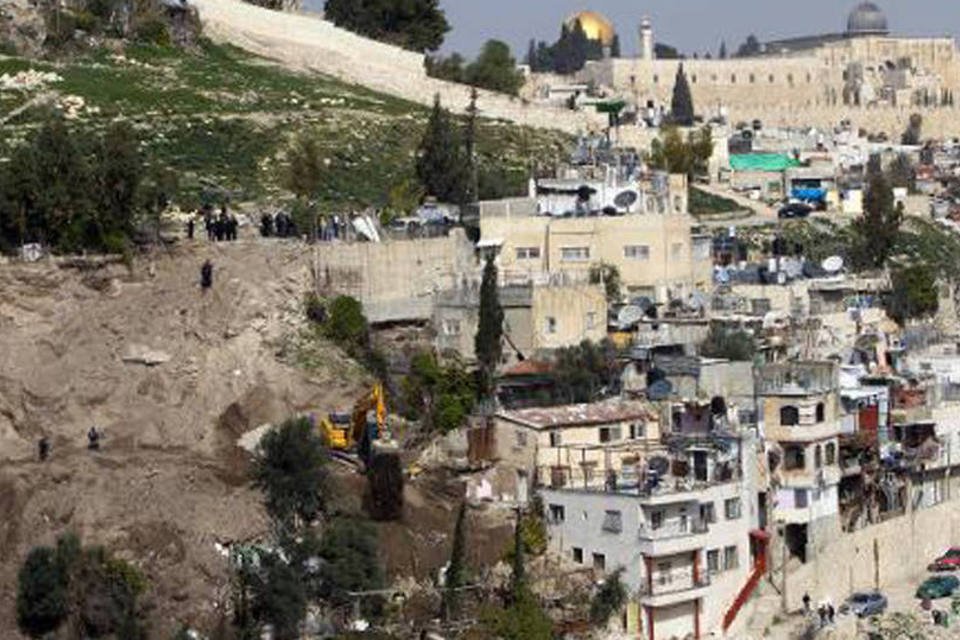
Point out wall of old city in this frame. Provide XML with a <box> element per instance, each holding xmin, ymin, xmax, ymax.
<box><xmin>194</xmin><ymin>0</ymin><xmax>606</xmax><ymax>134</ymax></box>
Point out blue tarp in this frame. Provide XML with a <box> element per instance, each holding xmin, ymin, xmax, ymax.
<box><xmin>792</xmin><ymin>187</ymin><xmax>827</xmax><ymax>202</ymax></box>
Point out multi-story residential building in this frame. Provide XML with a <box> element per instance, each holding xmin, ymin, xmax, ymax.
<box><xmin>477</xmin><ymin>172</ymin><xmax>713</xmax><ymax>302</ymax></box>
<box><xmin>433</xmin><ymin>279</ymin><xmax>607</xmax><ymax>363</ymax></box>
<box><xmin>492</xmin><ymin>399</ymin><xmax>662</xmax><ymax>496</ymax></box>
<box><xmin>757</xmin><ymin>361</ymin><xmax>842</xmax><ymax>562</ymax></box>
<box><xmin>539</xmin><ymin>424</ymin><xmax>760</xmax><ymax>640</ymax></box>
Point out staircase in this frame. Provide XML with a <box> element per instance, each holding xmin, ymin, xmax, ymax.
<box><xmin>722</xmin><ymin>538</ymin><xmax>769</xmax><ymax>633</ymax></box>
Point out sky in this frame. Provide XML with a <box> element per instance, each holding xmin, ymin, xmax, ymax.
<box><xmin>436</xmin><ymin>1</ymin><xmax>960</xmax><ymax>59</ymax></box>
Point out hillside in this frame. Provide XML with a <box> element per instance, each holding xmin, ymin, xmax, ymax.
<box><xmin>0</xmin><ymin>239</ymin><xmax>372</xmax><ymax>635</ymax></box>
<box><xmin>0</xmin><ymin>40</ymin><xmax>573</xmax><ymax>205</ymax></box>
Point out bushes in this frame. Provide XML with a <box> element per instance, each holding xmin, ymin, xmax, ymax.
<box><xmin>16</xmin><ymin>533</ymin><xmax>147</xmax><ymax>639</ymax></box>
<box><xmin>590</xmin><ymin>569</ymin><xmax>626</xmax><ymax>627</ymax></box>
<box><xmin>253</xmin><ymin>417</ymin><xmax>329</xmax><ymax>530</ymax></box>
<box><xmin>699</xmin><ymin>326</ymin><xmax>756</xmax><ymax>361</ymax></box>
<box><xmin>401</xmin><ymin>349</ymin><xmax>475</xmax><ymax>433</ymax></box>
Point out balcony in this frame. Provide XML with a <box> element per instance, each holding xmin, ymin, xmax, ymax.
<box><xmin>638</xmin><ymin>520</ymin><xmax>710</xmax><ymax>556</ymax></box>
<box><xmin>639</xmin><ymin>575</ymin><xmax>712</xmax><ymax>608</ymax></box>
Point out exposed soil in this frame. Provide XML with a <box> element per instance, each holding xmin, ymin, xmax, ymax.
<box><xmin>0</xmin><ymin>237</ymin><xmax>369</xmax><ymax>637</ymax></box>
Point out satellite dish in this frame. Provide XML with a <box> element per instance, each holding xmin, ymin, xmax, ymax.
<box><xmin>648</xmin><ymin>455</ymin><xmax>671</xmax><ymax>475</ymax></box>
<box><xmin>617</xmin><ymin>305</ymin><xmax>645</xmax><ymax>329</ymax></box>
<box><xmin>822</xmin><ymin>255</ymin><xmax>844</xmax><ymax>273</ymax></box>
<box><xmin>614</xmin><ymin>190</ymin><xmax>639</xmax><ymax>208</ymax></box>
<box><xmin>630</xmin><ymin>296</ymin><xmax>655</xmax><ymax>314</ymax></box>
<box><xmin>647</xmin><ymin>379</ymin><xmax>673</xmax><ymax>401</ymax></box>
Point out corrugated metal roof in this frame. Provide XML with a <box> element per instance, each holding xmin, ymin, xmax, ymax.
<box><xmin>497</xmin><ymin>398</ymin><xmax>655</xmax><ymax>429</ymax></box>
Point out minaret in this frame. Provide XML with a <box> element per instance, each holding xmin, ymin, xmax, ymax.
<box><xmin>639</xmin><ymin>16</ymin><xmax>654</xmax><ymax>60</ymax></box>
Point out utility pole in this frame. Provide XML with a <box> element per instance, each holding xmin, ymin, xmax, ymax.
<box><xmin>780</xmin><ymin>524</ymin><xmax>788</xmax><ymax>613</ymax></box>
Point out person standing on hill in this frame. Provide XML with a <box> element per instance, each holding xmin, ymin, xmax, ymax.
<box><xmin>201</xmin><ymin>260</ymin><xmax>213</xmax><ymax>291</ymax></box>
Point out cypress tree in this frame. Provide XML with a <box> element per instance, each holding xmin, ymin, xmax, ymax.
<box><xmin>441</xmin><ymin>502</ymin><xmax>468</xmax><ymax>620</ymax></box>
<box><xmin>508</xmin><ymin>511</ymin><xmax>526</xmax><ymax>603</ymax></box>
<box><xmin>474</xmin><ymin>253</ymin><xmax>503</xmax><ymax>398</ymax></box>
<box><xmin>719</xmin><ymin>40</ymin><xmax>727</xmax><ymax>59</ymax></box>
<box><xmin>525</xmin><ymin>38</ymin><xmax>537</xmax><ymax>70</ymax></box>
<box><xmin>610</xmin><ymin>34</ymin><xmax>621</xmax><ymax>58</ymax></box>
<box><xmin>670</xmin><ymin>63</ymin><xmax>695</xmax><ymax>126</ymax></box>
<box><xmin>416</xmin><ymin>94</ymin><xmax>468</xmax><ymax>203</ymax></box>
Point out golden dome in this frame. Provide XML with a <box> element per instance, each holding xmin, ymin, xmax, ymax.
<box><xmin>565</xmin><ymin>10</ymin><xmax>616</xmax><ymax>47</ymax></box>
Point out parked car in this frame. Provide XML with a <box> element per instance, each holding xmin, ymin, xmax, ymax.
<box><xmin>778</xmin><ymin>202</ymin><xmax>813</xmax><ymax>219</ymax></box>
<box><xmin>841</xmin><ymin>591</ymin><xmax>888</xmax><ymax>618</ymax></box>
<box><xmin>929</xmin><ymin>547</ymin><xmax>960</xmax><ymax>571</ymax></box>
<box><xmin>916</xmin><ymin>575</ymin><xmax>960</xmax><ymax>600</ymax></box>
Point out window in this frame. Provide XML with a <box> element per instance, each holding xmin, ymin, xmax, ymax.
<box><xmin>731</xmin><ymin>73</ymin><xmax>737</xmax><ymax>83</ymax></box>
<box><xmin>653</xmin><ymin>74</ymin><xmax>659</xmax><ymax>84</ymax></box>
<box><xmin>816</xmin><ymin>402</ymin><xmax>825</xmax><ymax>423</ymax></box>
<box><xmin>826</xmin><ymin>442</ymin><xmax>837</xmax><ymax>465</ymax></box>
<box><xmin>599</xmin><ymin>426</ymin><xmax>622</xmax><ymax>443</ymax></box>
<box><xmin>784</xmin><ymin>445</ymin><xmax>805</xmax><ymax>470</ymax></box>
<box><xmin>549</xmin><ymin>504</ymin><xmax>565</xmax><ymax>523</ymax></box>
<box><xmin>515</xmin><ymin>246</ymin><xmax>541</xmax><ymax>260</ymax></box>
<box><xmin>815</xmin><ymin>445</ymin><xmax>823</xmax><ymax>469</ymax></box>
<box><xmin>707</xmin><ymin>549</ymin><xmax>720</xmax><ymax>573</ymax></box>
<box><xmin>723</xmin><ymin>546</ymin><xmax>739</xmax><ymax>570</ymax></box>
<box><xmin>516</xmin><ymin>430</ymin><xmax>528</xmax><ymax>447</ymax></box>
<box><xmin>749</xmin><ymin>73</ymin><xmax>755</xmax><ymax>83</ymax></box>
<box><xmin>795</xmin><ymin>488</ymin><xmax>808</xmax><ymax>508</ymax></box>
<box><xmin>545</xmin><ymin>317</ymin><xmax>557</xmax><ymax>334</ymax></box>
<box><xmin>593</xmin><ymin>553</ymin><xmax>606</xmax><ymax>571</ymax></box>
<box><xmin>624</xmin><ymin>245</ymin><xmax>650</xmax><ymax>261</ymax></box>
<box><xmin>561</xmin><ymin>246</ymin><xmax>590</xmax><ymax>262</ymax></box>
<box><xmin>678</xmin><ymin>509</ymin><xmax>688</xmax><ymax>533</ymax></box>
<box><xmin>787</xmin><ymin>73</ymin><xmax>794</xmax><ymax>86</ymax></box>
<box><xmin>700</xmin><ymin>502</ymin><xmax>716</xmax><ymax>524</ymax></box>
<box><xmin>780</xmin><ymin>406</ymin><xmax>800</xmax><ymax>426</ymax></box>
<box><xmin>549</xmin><ymin>431</ymin><xmax>562</xmax><ymax>447</ymax></box>
<box><xmin>656</xmin><ymin>561</ymin><xmax>672</xmax><ymax>585</ymax></box>
<box><xmin>691</xmin><ymin>73</ymin><xmax>697</xmax><ymax>83</ymax></box>
<box><xmin>586</xmin><ymin>312</ymin><xmax>597</xmax><ymax>330</ymax></box>
<box><xmin>724</xmin><ymin>497</ymin><xmax>742</xmax><ymax>520</ymax></box>
<box><xmin>602</xmin><ymin>510</ymin><xmax>623</xmax><ymax>534</ymax></box>
<box><xmin>673</xmin><ymin>195</ymin><xmax>683</xmax><ymax>213</ymax></box>
<box><xmin>572</xmin><ymin>547</ymin><xmax>583</xmax><ymax>563</ymax></box>
<box><xmin>442</xmin><ymin>319</ymin><xmax>461</xmax><ymax>336</ymax></box>
<box><xmin>768</xmin><ymin>74</ymin><xmax>774</xmax><ymax>83</ymax></box>
<box><xmin>629</xmin><ymin>422</ymin><xmax>645</xmax><ymax>439</ymax></box>
<box><xmin>650</xmin><ymin>510</ymin><xmax>664</xmax><ymax>530</ymax></box>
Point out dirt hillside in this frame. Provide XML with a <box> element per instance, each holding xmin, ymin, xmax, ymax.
<box><xmin>0</xmin><ymin>237</ymin><xmax>369</xmax><ymax>636</ymax></box>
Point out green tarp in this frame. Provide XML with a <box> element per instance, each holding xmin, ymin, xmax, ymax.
<box><xmin>729</xmin><ymin>153</ymin><xmax>802</xmax><ymax>172</ymax></box>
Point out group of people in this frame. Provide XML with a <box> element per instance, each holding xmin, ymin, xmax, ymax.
<box><xmin>37</xmin><ymin>426</ymin><xmax>102</xmax><ymax>461</ymax></box>
<box><xmin>185</xmin><ymin>205</ymin><xmax>239</xmax><ymax>242</ymax></box>
<box><xmin>803</xmin><ymin>593</ymin><xmax>835</xmax><ymax>627</ymax></box>
<box><xmin>259</xmin><ymin>211</ymin><xmax>298</xmax><ymax>239</ymax></box>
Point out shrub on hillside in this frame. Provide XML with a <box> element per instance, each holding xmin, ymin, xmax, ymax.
<box><xmin>254</xmin><ymin>417</ymin><xmax>329</xmax><ymax>529</ymax></box>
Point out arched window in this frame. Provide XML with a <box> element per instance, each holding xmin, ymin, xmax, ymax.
<box><xmin>815</xmin><ymin>445</ymin><xmax>823</xmax><ymax>469</ymax></box>
<box><xmin>816</xmin><ymin>402</ymin><xmax>825</xmax><ymax>423</ymax></box>
<box><xmin>749</xmin><ymin>73</ymin><xmax>756</xmax><ymax>84</ymax></box>
<box><xmin>768</xmin><ymin>74</ymin><xmax>775</xmax><ymax>83</ymax></box>
<box><xmin>780</xmin><ymin>406</ymin><xmax>800</xmax><ymax>426</ymax></box>
<box><xmin>731</xmin><ymin>74</ymin><xmax>737</xmax><ymax>84</ymax></box>
<box><xmin>826</xmin><ymin>443</ymin><xmax>837</xmax><ymax>465</ymax></box>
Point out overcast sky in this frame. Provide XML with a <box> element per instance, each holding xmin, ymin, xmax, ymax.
<box><xmin>435</xmin><ymin>1</ymin><xmax>960</xmax><ymax>59</ymax></box>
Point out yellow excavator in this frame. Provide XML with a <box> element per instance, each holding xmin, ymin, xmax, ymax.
<box><xmin>319</xmin><ymin>383</ymin><xmax>388</xmax><ymax>455</ymax></box>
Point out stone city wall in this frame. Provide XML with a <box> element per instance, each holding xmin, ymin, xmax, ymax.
<box><xmin>192</xmin><ymin>0</ymin><xmax>606</xmax><ymax>134</ymax></box>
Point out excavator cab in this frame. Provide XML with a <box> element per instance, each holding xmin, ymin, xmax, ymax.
<box><xmin>319</xmin><ymin>412</ymin><xmax>352</xmax><ymax>450</ymax></box>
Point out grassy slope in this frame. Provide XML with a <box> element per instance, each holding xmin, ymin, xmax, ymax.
<box><xmin>0</xmin><ymin>40</ymin><xmax>571</xmax><ymax>205</ymax></box>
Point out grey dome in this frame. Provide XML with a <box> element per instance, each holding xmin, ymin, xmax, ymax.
<box><xmin>847</xmin><ymin>2</ymin><xmax>889</xmax><ymax>35</ymax></box>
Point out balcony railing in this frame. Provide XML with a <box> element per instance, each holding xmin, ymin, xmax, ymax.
<box><xmin>639</xmin><ymin>574</ymin><xmax>711</xmax><ymax>599</ymax></box>
<box><xmin>638</xmin><ymin>519</ymin><xmax>709</xmax><ymax>541</ymax></box>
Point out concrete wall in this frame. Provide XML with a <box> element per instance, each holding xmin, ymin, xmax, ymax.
<box><xmin>315</xmin><ymin>231</ymin><xmax>475</xmax><ymax>323</ymax></box>
<box><xmin>531</xmin><ymin>284</ymin><xmax>607</xmax><ymax>351</ymax></box>
<box><xmin>780</xmin><ymin>497</ymin><xmax>960</xmax><ymax>611</ymax></box>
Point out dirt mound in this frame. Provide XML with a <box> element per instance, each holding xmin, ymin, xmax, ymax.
<box><xmin>0</xmin><ymin>238</ymin><xmax>369</xmax><ymax>637</ymax></box>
